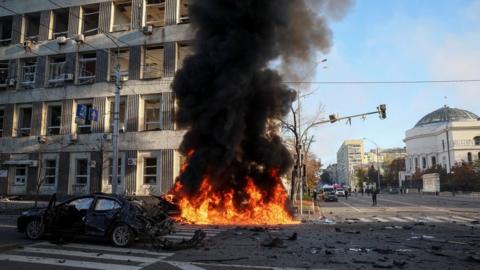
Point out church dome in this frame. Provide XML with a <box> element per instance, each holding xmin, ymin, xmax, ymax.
<box><xmin>414</xmin><ymin>106</ymin><xmax>479</xmax><ymax>127</ymax></box>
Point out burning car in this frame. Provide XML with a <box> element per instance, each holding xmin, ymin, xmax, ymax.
<box><xmin>17</xmin><ymin>193</ymin><xmax>172</xmax><ymax>247</ymax></box>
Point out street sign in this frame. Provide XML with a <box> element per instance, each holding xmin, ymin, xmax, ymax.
<box><xmin>90</xmin><ymin>108</ymin><xmax>99</xmax><ymax>122</ymax></box>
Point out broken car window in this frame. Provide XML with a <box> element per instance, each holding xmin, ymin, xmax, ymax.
<box><xmin>94</xmin><ymin>198</ymin><xmax>121</xmax><ymax>211</ymax></box>
<box><xmin>66</xmin><ymin>197</ymin><xmax>94</xmax><ymax>211</ymax></box>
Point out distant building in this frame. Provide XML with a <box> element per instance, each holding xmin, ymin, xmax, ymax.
<box><xmin>336</xmin><ymin>140</ymin><xmax>364</xmax><ymax>188</ymax></box>
<box><xmin>364</xmin><ymin>147</ymin><xmax>407</xmax><ymax>169</ymax></box>
<box><xmin>403</xmin><ymin>106</ymin><xmax>480</xmax><ymax>181</ymax></box>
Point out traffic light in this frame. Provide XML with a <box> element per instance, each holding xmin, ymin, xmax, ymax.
<box><xmin>378</xmin><ymin>104</ymin><xmax>387</xmax><ymax>119</ymax></box>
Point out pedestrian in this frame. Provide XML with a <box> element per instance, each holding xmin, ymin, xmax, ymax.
<box><xmin>345</xmin><ymin>189</ymin><xmax>348</xmax><ymax>200</ymax></box>
<box><xmin>361</xmin><ymin>188</ymin><xmax>364</xmax><ymax>196</ymax></box>
<box><xmin>372</xmin><ymin>189</ymin><xmax>378</xmax><ymax>206</ymax></box>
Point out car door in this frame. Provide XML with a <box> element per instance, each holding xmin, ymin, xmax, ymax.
<box><xmin>85</xmin><ymin>197</ymin><xmax>122</xmax><ymax>237</ymax></box>
<box><xmin>48</xmin><ymin>196</ymin><xmax>94</xmax><ymax>234</ymax></box>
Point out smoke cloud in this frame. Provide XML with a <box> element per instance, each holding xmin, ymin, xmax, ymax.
<box><xmin>172</xmin><ymin>0</ymin><xmax>353</xmax><ymax>201</ymax></box>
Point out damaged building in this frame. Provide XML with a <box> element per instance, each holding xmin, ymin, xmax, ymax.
<box><xmin>0</xmin><ymin>0</ymin><xmax>193</xmax><ymax>197</ymax></box>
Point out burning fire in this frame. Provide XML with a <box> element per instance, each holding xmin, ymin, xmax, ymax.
<box><xmin>171</xmin><ymin>164</ymin><xmax>297</xmax><ymax>225</ymax></box>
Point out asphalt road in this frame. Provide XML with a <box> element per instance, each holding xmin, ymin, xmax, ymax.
<box><xmin>0</xmin><ymin>193</ymin><xmax>479</xmax><ymax>270</ymax></box>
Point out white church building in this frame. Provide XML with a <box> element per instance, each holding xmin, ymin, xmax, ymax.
<box><xmin>403</xmin><ymin>106</ymin><xmax>480</xmax><ymax>178</ymax></box>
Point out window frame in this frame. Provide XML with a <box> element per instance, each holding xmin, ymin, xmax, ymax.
<box><xmin>24</xmin><ymin>12</ymin><xmax>41</xmax><ymax>42</ymax></box>
<box><xmin>145</xmin><ymin>0</ymin><xmax>166</xmax><ymax>28</ymax></box>
<box><xmin>20</xmin><ymin>58</ymin><xmax>37</xmax><ymax>88</ymax></box>
<box><xmin>143</xmin><ymin>45</ymin><xmax>164</xmax><ymax>79</ymax></box>
<box><xmin>43</xmin><ymin>158</ymin><xmax>58</xmax><ymax>186</ymax></box>
<box><xmin>82</xmin><ymin>4</ymin><xmax>100</xmax><ymax>36</ymax></box>
<box><xmin>143</xmin><ymin>157</ymin><xmax>157</xmax><ymax>185</ymax></box>
<box><xmin>47</xmin><ymin>104</ymin><xmax>62</xmax><ymax>135</ymax></box>
<box><xmin>110</xmin><ymin>48</ymin><xmax>130</xmax><ymax>80</ymax></box>
<box><xmin>75</xmin><ymin>101</ymin><xmax>93</xmax><ymax>134</ymax></box>
<box><xmin>109</xmin><ymin>96</ymin><xmax>127</xmax><ymax>132</ymax></box>
<box><xmin>112</xmin><ymin>0</ymin><xmax>132</xmax><ymax>32</ymax></box>
<box><xmin>75</xmin><ymin>158</ymin><xmax>89</xmax><ymax>185</ymax></box>
<box><xmin>0</xmin><ymin>107</ymin><xmax>4</xmax><ymax>137</ymax></box>
<box><xmin>14</xmin><ymin>166</ymin><xmax>27</xmax><ymax>185</ymax></box>
<box><xmin>52</xmin><ymin>9</ymin><xmax>69</xmax><ymax>39</ymax></box>
<box><xmin>78</xmin><ymin>52</ymin><xmax>97</xmax><ymax>84</ymax></box>
<box><xmin>17</xmin><ymin>105</ymin><xmax>33</xmax><ymax>137</ymax></box>
<box><xmin>143</xmin><ymin>95</ymin><xmax>162</xmax><ymax>131</ymax></box>
<box><xmin>0</xmin><ymin>16</ymin><xmax>12</xmax><ymax>46</ymax></box>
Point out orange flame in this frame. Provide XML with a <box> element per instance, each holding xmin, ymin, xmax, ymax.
<box><xmin>171</xmin><ymin>169</ymin><xmax>298</xmax><ymax>225</ymax></box>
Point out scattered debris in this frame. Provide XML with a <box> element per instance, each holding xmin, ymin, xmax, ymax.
<box><xmin>393</xmin><ymin>260</ymin><xmax>406</xmax><ymax>267</ymax></box>
<box><xmin>58</xmin><ymin>259</ymin><xmax>66</xmax><ymax>263</ymax></box>
<box><xmin>261</xmin><ymin>237</ymin><xmax>286</xmax><ymax>248</ymax></box>
<box><xmin>192</xmin><ymin>257</ymin><xmax>249</xmax><ymax>263</ymax></box>
<box><xmin>373</xmin><ymin>260</ymin><xmax>394</xmax><ymax>268</ymax></box>
<box><xmin>402</xmin><ymin>225</ymin><xmax>413</xmax><ymax>230</ymax></box>
<box><xmin>414</xmin><ymin>222</ymin><xmax>425</xmax><ymax>226</ymax></box>
<box><xmin>287</xmin><ymin>232</ymin><xmax>298</xmax><ymax>241</ymax></box>
<box><xmin>465</xmin><ymin>255</ymin><xmax>480</xmax><ymax>263</ymax></box>
<box><xmin>334</xmin><ymin>227</ymin><xmax>342</xmax><ymax>232</ymax></box>
<box><xmin>152</xmin><ymin>230</ymin><xmax>206</xmax><ymax>251</ymax></box>
<box><xmin>345</xmin><ymin>230</ymin><xmax>360</xmax><ymax>234</ymax></box>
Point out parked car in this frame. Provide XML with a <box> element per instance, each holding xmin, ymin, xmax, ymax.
<box><xmin>320</xmin><ymin>187</ymin><xmax>338</xmax><ymax>202</ymax></box>
<box><xmin>17</xmin><ymin>193</ymin><xmax>155</xmax><ymax>247</ymax></box>
<box><xmin>335</xmin><ymin>188</ymin><xmax>346</xmax><ymax>196</ymax></box>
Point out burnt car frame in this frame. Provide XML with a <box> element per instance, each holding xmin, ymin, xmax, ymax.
<box><xmin>18</xmin><ymin>193</ymin><xmax>150</xmax><ymax>247</ymax></box>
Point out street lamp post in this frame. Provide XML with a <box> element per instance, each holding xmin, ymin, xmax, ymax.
<box><xmin>363</xmin><ymin>138</ymin><xmax>380</xmax><ymax>190</ymax></box>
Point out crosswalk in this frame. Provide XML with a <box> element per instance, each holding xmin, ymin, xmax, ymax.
<box><xmin>342</xmin><ymin>215</ymin><xmax>479</xmax><ymax>225</ymax></box>
<box><xmin>0</xmin><ymin>225</ymin><xmax>226</xmax><ymax>270</ymax></box>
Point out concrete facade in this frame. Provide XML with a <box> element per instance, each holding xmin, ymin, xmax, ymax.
<box><xmin>0</xmin><ymin>0</ymin><xmax>193</xmax><ymax>197</ymax></box>
<box><xmin>336</xmin><ymin>140</ymin><xmax>364</xmax><ymax>188</ymax></box>
<box><xmin>403</xmin><ymin>107</ymin><xmax>480</xmax><ymax>176</ymax></box>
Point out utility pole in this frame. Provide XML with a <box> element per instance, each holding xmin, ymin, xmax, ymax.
<box><xmin>111</xmin><ymin>64</ymin><xmax>121</xmax><ymax>195</ymax></box>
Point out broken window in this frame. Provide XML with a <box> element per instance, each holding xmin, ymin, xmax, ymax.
<box><xmin>0</xmin><ymin>16</ymin><xmax>12</xmax><ymax>46</ymax></box>
<box><xmin>143</xmin><ymin>157</ymin><xmax>157</xmax><ymax>184</ymax></box>
<box><xmin>24</xmin><ymin>12</ymin><xmax>41</xmax><ymax>42</ymax></box>
<box><xmin>44</xmin><ymin>159</ymin><xmax>57</xmax><ymax>185</ymax></box>
<box><xmin>52</xmin><ymin>9</ymin><xmax>69</xmax><ymax>39</ymax></box>
<box><xmin>82</xmin><ymin>4</ymin><xmax>99</xmax><ymax>36</ymax></box>
<box><xmin>109</xmin><ymin>97</ymin><xmax>127</xmax><ymax>132</ymax></box>
<box><xmin>48</xmin><ymin>55</ymin><xmax>67</xmax><ymax>86</ymax></box>
<box><xmin>0</xmin><ymin>108</ymin><xmax>4</xmax><ymax>137</ymax></box>
<box><xmin>76</xmin><ymin>102</ymin><xmax>93</xmax><ymax>134</ymax></box>
<box><xmin>18</xmin><ymin>106</ymin><xmax>32</xmax><ymax>136</ymax></box>
<box><xmin>113</xmin><ymin>0</ymin><xmax>132</xmax><ymax>32</ymax></box>
<box><xmin>14</xmin><ymin>166</ymin><xmax>27</xmax><ymax>185</ymax></box>
<box><xmin>179</xmin><ymin>0</ymin><xmax>189</xmax><ymax>24</ymax></box>
<box><xmin>178</xmin><ymin>43</ymin><xmax>193</xmax><ymax>70</ymax></box>
<box><xmin>47</xmin><ymin>105</ymin><xmax>62</xmax><ymax>135</ymax></box>
<box><xmin>110</xmin><ymin>48</ymin><xmax>129</xmax><ymax>79</ymax></box>
<box><xmin>78</xmin><ymin>52</ymin><xmax>96</xmax><ymax>84</ymax></box>
<box><xmin>143</xmin><ymin>45</ymin><xmax>163</xmax><ymax>79</ymax></box>
<box><xmin>95</xmin><ymin>198</ymin><xmax>121</xmax><ymax>211</ymax></box>
<box><xmin>144</xmin><ymin>96</ymin><xmax>162</xmax><ymax>131</ymax></box>
<box><xmin>0</xmin><ymin>60</ymin><xmax>9</xmax><ymax>87</ymax></box>
<box><xmin>146</xmin><ymin>0</ymin><xmax>165</xmax><ymax>28</ymax></box>
<box><xmin>20</xmin><ymin>58</ymin><xmax>37</xmax><ymax>88</ymax></box>
<box><xmin>75</xmin><ymin>159</ymin><xmax>89</xmax><ymax>184</ymax></box>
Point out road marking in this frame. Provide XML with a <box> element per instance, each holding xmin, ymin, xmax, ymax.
<box><xmin>452</xmin><ymin>215</ymin><xmax>475</xmax><ymax>222</ymax></box>
<box><xmin>33</xmin><ymin>242</ymin><xmax>173</xmax><ymax>257</ymax></box>
<box><xmin>0</xmin><ymin>224</ymin><xmax>16</xmax><ymax>228</ymax></box>
<box><xmin>168</xmin><ymin>261</ymin><xmax>331</xmax><ymax>270</ymax></box>
<box><xmin>359</xmin><ymin>218</ymin><xmax>372</xmax><ymax>223</ymax></box>
<box><xmin>0</xmin><ymin>254</ymin><xmax>141</xmax><ymax>270</ymax></box>
<box><xmin>20</xmin><ymin>247</ymin><xmax>162</xmax><ymax>263</ymax></box>
<box><xmin>422</xmin><ymin>217</ymin><xmax>442</xmax><ymax>222</ymax></box>
<box><xmin>372</xmin><ymin>217</ymin><xmax>389</xmax><ymax>222</ymax></box>
<box><xmin>388</xmin><ymin>217</ymin><xmax>408</xmax><ymax>222</ymax></box>
<box><xmin>402</xmin><ymin>217</ymin><xmax>418</xmax><ymax>222</ymax></box>
<box><xmin>339</xmin><ymin>201</ymin><xmax>363</xmax><ymax>213</ymax></box>
<box><xmin>378</xmin><ymin>198</ymin><xmax>440</xmax><ymax>211</ymax></box>
<box><xmin>435</xmin><ymin>216</ymin><xmax>458</xmax><ymax>222</ymax></box>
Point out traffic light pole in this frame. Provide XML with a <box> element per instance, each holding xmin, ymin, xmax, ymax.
<box><xmin>111</xmin><ymin>64</ymin><xmax>121</xmax><ymax>195</ymax></box>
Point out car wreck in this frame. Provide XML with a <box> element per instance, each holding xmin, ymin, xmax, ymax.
<box><xmin>17</xmin><ymin>193</ymin><xmax>203</xmax><ymax>248</ymax></box>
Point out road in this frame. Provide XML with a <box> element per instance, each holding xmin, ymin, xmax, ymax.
<box><xmin>0</xmin><ymin>193</ymin><xmax>478</xmax><ymax>270</ymax></box>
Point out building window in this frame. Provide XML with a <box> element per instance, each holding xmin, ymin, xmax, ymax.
<box><xmin>43</xmin><ymin>159</ymin><xmax>57</xmax><ymax>185</ymax></box>
<box><xmin>109</xmin><ymin>97</ymin><xmax>127</xmax><ymax>132</ymax></box>
<box><xmin>0</xmin><ymin>60</ymin><xmax>9</xmax><ymax>87</ymax></box>
<box><xmin>52</xmin><ymin>9</ymin><xmax>69</xmax><ymax>39</ymax></box>
<box><xmin>75</xmin><ymin>159</ymin><xmax>89</xmax><ymax>184</ymax></box>
<box><xmin>478</xmin><ymin>152</ymin><xmax>480</xmax><ymax>160</ymax></box>
<box><xmin>422</xmin><ymin>157</ymin><xmax>426</xmax><ymax>169</ymax></box>
<box><xmin>76</xmin><ymin>102</ymin><xmax>93</xmax><ymax>134</ymax></box>
<box><xmin>0</xmin><ymin>108</ymin><xmax>3</xmax><ymax>137</ymax></box>
<box><xmin>442</xmin><ymin>140</ymin><xmax>445</xmax><ymax>151</ymax></box>
<box><xmin>48</xmin><ymin>55</ymin><xmax>67</xmax><ymax>86</ymax></box>
<box><xmin>467</xmin><ymin>152</ymin><xmax>472</xmax><ymax>163</ymax></box>
<box><xmin>143</xmin><ymin>45</ymin><xmax>163</xmax><ymax>79</ymax></box>
<box><xmin>415</xmin><ymin>158</ymin><xmax>418</xmax><ymax>168</ymax></box>
<box><xmin>82</xmin><ymin>4</ymin><xmax>99</xmax><ymax>36</ymax></box>
<box><xmin>178</xmin><ymin>43</ymin><xmax>193</xmax><ymax>71</ymax></box>
<box><xmin>146</xmin><ymin>0</ymin><xmax>165</xmax><ymax>28</ymax></box>
<box><xmin>474</xmin><ymin>136</ymin><xmax>480</xmax><ymax>146</ymax></box>
<box><xmin>110</xmin><ymin>48</ymin><xmax>129</xmax><ymax>79</ymax></box>
<box><xmin>14</xmin><ymin>166</ymin><xmax>27</xmax><ymax>185</ymax></box>
<box><xmin>113</xmin><ymin>0</ymin><xmax>132</xmax><ymax>32</ymax></box>
<box><xmin>108</xmin><ymin>158</ymin><xmax>122</xmax><ymax>185</ymax></box>
<box><xmin>18</xmin><ymin>106</ymin><xmax>32</xmax><ymax>136</ymax></box>
<box><xmin>431</xmin><ymin>156</ymin><xmax>436</xmax><ymax>167</ymax></box>
<box><xmin>24</xmin><ymin>12</ymin><xmax>41</xmax><ymax>42</ymax></box>
<box><xmin>78</xmin><ymin>52</ymin><xmax>96</xmax><ymax>84</ymax></box>
<box><xmin>144</xmin><ymin>96</ymin><xmax>162</xmax><ymax>131</ymax></box>
<box><xmin>47</xmin><ymin>105</ymin><xmax>62</xmax><ymax>135</ymax></box>
<box><xmin>179</xmin><ymin>0</ymin><xmax>189</xmax><ymax>24</ymax></box>
<box><xmin>143</xmin><ymin>157</ymin><xmax>157</xmax><ymax>184</ymax></box>
<box><xmin>0</xmin><ymin>16</ymin><xmax>12</xmax><ymax>46</ymax></box>
<box><xmin>20</xmin><ymin>58</ymin><xmax>37</xmax><ymax>88</ymax></box>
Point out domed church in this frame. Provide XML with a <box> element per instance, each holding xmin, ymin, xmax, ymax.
<box><xmin>404</xmin><ymin>106</ymin><xmax>480</xmax><ymax>175</ymax></box>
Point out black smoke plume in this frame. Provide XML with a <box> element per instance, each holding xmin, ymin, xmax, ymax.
<box><xmin>172</xmin><ymin>0</ymin><xmax>352</xmax><ymax>202</ymax></box>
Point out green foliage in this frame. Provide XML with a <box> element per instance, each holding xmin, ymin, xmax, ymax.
<box><xmin>384</xmin><ymin>158</ymin><xmax>406</xmax><ymax>187</ymax></box>
<box><xmin>355</xmin><ymin>167</ymin><xmax>368</xmax><ymax>189</ymax></box>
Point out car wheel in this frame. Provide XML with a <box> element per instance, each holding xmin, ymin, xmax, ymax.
<box><xmin>25</xmin><ymin>218</ymin><xmax>44</xmax><ymax>240</ymax></box>
<box><xmin>111</xmin><ymin>224</ymin><xmax>133</xmax><ymax>247</ymax></box>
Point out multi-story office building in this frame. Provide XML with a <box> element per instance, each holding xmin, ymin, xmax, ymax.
<box><xmin>336</xmin><ymin>139</ymin><xmax>364</xmax><ymax>188</ymax></box>
<box><xmin>0</xmin><ymin>0</ymin><xmax>193</xmax><ymax>197</ymax></box>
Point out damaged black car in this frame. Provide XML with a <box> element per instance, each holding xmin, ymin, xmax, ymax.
<box><xmin>17</xmin><ymin>193</ymin><xmax>165</xmax><ymax>247</ymax></box>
